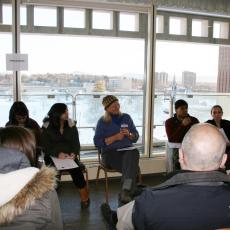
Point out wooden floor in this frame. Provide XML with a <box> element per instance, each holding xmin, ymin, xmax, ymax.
<box><xmin>57</xmin><ymin>174</ymin><xmax>166</xmax><ymax>230</ymax></box>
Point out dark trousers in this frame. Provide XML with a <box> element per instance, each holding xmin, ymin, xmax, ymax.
<box><xmin>102</xmin><ymin>149</ymin><xmax>140</xmax><ymax>190</ymax></box>
<box><xmin>172</xmin><ymin>148</ymin><xmax>181</xmax><ymax>171</ymax></box>
<box><xmin>44</xmin><ymin>155</ymin><xmax>86</xmax><ymax>189</ymax></box>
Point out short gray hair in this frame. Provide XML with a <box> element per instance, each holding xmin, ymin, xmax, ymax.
<box><xmin>181</xmin><ymin>123</ymin><xmax>226</xmax><ymax>170</ymax></box>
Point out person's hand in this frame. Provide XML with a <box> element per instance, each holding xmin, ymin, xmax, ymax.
<box><xmin>58</xmin><ymin>152</ymin><xmax>67</xmax><ymax>159</ymax></box>
<box><xmin>120</xmin><ymin>128</ymin><xmax>129</xmax><ymax>136</ymax></box>
<box><xmin>182</xmin><ymin>117</ymin><xmax>191</xmax><ymax>126</ymax></box>
<box><xmin>116</xmin><ymin>132</ymin><xmax>125</xmax><ymax>140</ymax></box>
<box><xmin>69</xmin><ymin>153</ymin><xmax>76</xmax><ymax>160</ymax></box>
<box><xmin>105</xmin><ymin>133</ymin><xmax>124</xmax><ymax>145</ymax></box>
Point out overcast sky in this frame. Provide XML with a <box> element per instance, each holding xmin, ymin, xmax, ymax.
<box><xmin>1</xmin><ymin>33</ymin><xmax>219</xmax><ymax>83</ymax></box>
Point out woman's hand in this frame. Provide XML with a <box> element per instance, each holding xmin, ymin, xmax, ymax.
<box><xmin>105</xmin><ymin>132</ymin><xmax>124</xmax><ymax>145</ymax></box>
<box><xmin>58</xmin><ymin>152</ymin><xmax>73</xmax><ymax>159</ymax></box>
<box><xmin>120</xmin><ymin>128</ymin><xmax>129</xmax><ymax>136</ymax></box>
<box><xmin>69</xmin><ymin>153</ymin><xmax>76</xmax><ymax>160</ymax></box>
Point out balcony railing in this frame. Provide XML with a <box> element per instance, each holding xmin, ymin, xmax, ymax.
<box><xmin>0</xmin><ymin>92</ymin><xmax>229</xmax><ymax>158</ymax></box>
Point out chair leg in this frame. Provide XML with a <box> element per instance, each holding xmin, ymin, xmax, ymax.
<box><xmin>104</xmin><ymin>170</ymin><xmax>109</xmax><ymax>204</ymax></box>
<box><xmin>96</xmin><ymin>166</ymin><xmax>100</xmax><ymax>187</ymax></box>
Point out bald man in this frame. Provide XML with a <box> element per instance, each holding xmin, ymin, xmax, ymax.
<box><xmin>101</xmin><ymin>123</ymin><xmax>230</xmax><ymax>230</ymax></box>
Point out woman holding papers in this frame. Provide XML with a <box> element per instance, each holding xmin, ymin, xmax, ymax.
<box><xmin>40</xmin><ymin>103</ymin><xmax>90</xmax><ymax>209</ymax></box>
<box><xmin>0</xmin><ymin>126</ymin><xmax>63</xmax><ymax>229</ymax></box>
<box><xmin>94</xmin><ymin>95</ymin><xmax>140</xmax><ymax>204</ymax></box>
<box><xmin>206</xmin><ymin>105</ymin><xmax>230</xmax><ymax>170</ymax></box>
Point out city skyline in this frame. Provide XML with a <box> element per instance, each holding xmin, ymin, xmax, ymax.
<box><xmin>0</xmin><ymin>33</ymin><xmax>220</xmax><ymax>84</ymax></box>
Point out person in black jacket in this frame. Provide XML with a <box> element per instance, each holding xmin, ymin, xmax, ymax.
<box><xmin>6</xmin><ymin>101</ymin><xmax>41</xmax><ymax>146</ymax></box>
<box><xmin>101</xmin><ymin>123</ymin><xmax>230</xmax><ymax>230</ymax></box>
<box><xmin>206</xmin><ymin>105</ymin><xmax>230</xmax><ymax>170</ymax></box>
<box><xmin>40</xmin><ymin>103</ymin><xmax>90</xmax><ymax>209</ymax></box>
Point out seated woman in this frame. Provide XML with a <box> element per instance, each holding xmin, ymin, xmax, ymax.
<box><xmin>40</xmin><ymin>103</ymin><xmax>90</xmax><ymax>209</ymax></box>
<box><xmin>0</xmin><ymin>126</ymin><xmax>63</xmax><ymax>229</ymax></box>
<box><xmin>206</xmin><ymin>105</ymin><xmax>230</xmax><ymax>170</ymax></box>
<box><xmin>94</xmin><ymin>95</ymin><xmax>140</xmax><ymax>203</ymax></box>
<box><xmin>6</xmin><ymin>101</ymin><xmax>41</xmax><ymax>146</ymax></box>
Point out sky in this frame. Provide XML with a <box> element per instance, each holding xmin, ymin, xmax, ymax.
<box><xmin>0</xmin><ymin>33</ymin><xmax>219</xmax><ymax>83</ymax></box>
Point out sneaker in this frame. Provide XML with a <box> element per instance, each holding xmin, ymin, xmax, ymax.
<box><xmin>101</xmin><ymin>203</ymin><xmax>117</xmax><ymax>230</ymax></box>
<box><xmin>120</xmin><ymin>190</ymin><xmax>132</xmax><ymax>204</ymax></box>
<box><xmin>81</xmin><ymin>198</ymin><xmax>90</xmax><ymax>209</ymax></box>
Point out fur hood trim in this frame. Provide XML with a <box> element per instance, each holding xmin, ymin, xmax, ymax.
<box><xmin>43</xmin><ymin>118</ymin><xmax>76</xmax><ymax>128</ymax></box>
<box><xmin>0</xmin><ymin>167</ymin><xmax>39</xmax><ymax>207</ymax></box>
<box><xmin>0</xmin><ymin>166</ymin><xmax>57</xmax><ymax>224</ymax></box>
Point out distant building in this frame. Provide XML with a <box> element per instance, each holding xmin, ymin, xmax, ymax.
<box><xmin>107</xmin><ymin>78</ymin><xmax>132</xmax><ymax>91</ymax></box>
<box><xmin>155</xmin><ymin>72</ymin><xmax>168</xmax><ymax>88</ymax></box>
<box><xmin>93</xmin><ymin>80</ymin><xmax>106</xmax><ymax>92</ymax></box>
<box><xmin>182</xmin><ymin>71</ymin><xmax>196</xmax><ymax>89</ymax></box>
<box><xmin>217</xmin><ymin>46</ymin><xmax>230</xmax><ymax>93</ymax></box>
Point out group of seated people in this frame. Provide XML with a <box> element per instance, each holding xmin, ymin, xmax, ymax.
<box><xmin>1</xmin><ymin>96</ymin><xmax>230</xmax><ymax>229</ymax></box>
<box><xmin>165</xmin><ymin>99</ymin><xmax>230</xmax><ymax>171</ymax></box>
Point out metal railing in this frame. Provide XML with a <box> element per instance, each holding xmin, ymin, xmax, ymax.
<box><xmin>1</xmin><ymin>91</ymin><xmax>230</xmax><ymax>157</ymax></box>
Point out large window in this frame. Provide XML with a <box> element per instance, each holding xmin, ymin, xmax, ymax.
<box><xmin>154</xmin><ymin>40</ymin><xmax>227</xmax><ymax>153</ymax></box>
<box><xmin>21</xmin><ymin>34</ymin><xmax>145</xmax><ymax>151</ymax></box>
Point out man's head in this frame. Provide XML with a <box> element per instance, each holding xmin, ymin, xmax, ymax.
<box><xmin>175</xmin><ymin>99</ymin><xmax>188</xmax><ymax>119</ymax></box>
<box><xmin>102</xmin><ymin>95</ymin><xmax>120</xmax><ymax>115</ymax></box>
<box><xmin>179</xmin><ymin>123</ymin><xmax>227</xmax><ymax>171</ymax></box>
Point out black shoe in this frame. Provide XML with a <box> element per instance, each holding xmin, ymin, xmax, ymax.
<box><xmin>81</xmin><ymin>198</ymin><xmax>90</xmax><ymax>209</ymax></box>
<box><xmin>101</xmin><ymin>203</ymin><xmax>117</xmax><ymax>230</ymax></box>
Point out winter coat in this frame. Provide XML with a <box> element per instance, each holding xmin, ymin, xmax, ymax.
<box><xmin>0</xmin><ymin>147</ymin><xmax>63</xmax><ymax>230</ymax></box>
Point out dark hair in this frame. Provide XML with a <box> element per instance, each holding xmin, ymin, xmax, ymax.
<box><xmin>43</xmin><ymin>103</ymin><xmax>67</xmax><ymax>129</ymax></box>
<box><xmin>9</xmin><ymin>101</ymin><xmax>29</xmax><ymax>125</ymax></box>
<box><xmin>211</xmin><ymin>105</ymin><xmax>223</xmax><ymax>114</ymax></box>
<box><xmin>0</xmin><ymin>126</ymin><xmax>36</xmax><ymax>166</ymax></box>
<box><xmin>175</xmin><ymin>99</ymin><xmax>188</xmax><ymax>110</ymax></box>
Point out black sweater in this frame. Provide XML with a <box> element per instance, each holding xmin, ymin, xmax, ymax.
<box><xmin>40</xmin><ymin>119</ymin><xmax>80</xmax><ymax>157</ymax></box>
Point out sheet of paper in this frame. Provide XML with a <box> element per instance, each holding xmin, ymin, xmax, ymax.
<box><xmin>167</xmin><ymin>142</ymin><xmax>181</xmax><ymax>149</ymax></box>
<box><xmin>6</xmin><ymin>53</ymin><xmax>28</xmax><ymax>71</ymax></box>
<box><xmin>219</xmin><ymin>128</ymin><xmax>230</xmax><ymax>143</ymax></box>
<box><xmin>51</xmin><ymin>157</ymin><xmax>78</xmax><ymax>170</ymax></box>
<box><xmin>117</xmin><ymin>146</ymin><xmax>137</xmax><ymax>151</ymax></box>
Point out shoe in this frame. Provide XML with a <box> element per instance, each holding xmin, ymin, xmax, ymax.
<box><xmin>79</xmin><ymin>186</ymin><xmax>89</xmax><ymax>209</ymax></box>
<box><xmin>81</xmin><ymin>198</ymin><xmax>90</xmax><ymax>209</ymax></box>
<box><xmin>120</xmin><ymin>189</ymin><xmax>132</xmax><ymax>204</ymax></box>
<box><xmin>101</xmin><ymin>203</ymin><xmax>117</xmax><ymax>230</ymax></box>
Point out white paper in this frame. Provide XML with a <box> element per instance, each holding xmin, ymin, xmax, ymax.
<box><xmin>117</xmin><ymin>146</ymin><xmax>137</xmax><ymax>151</ymax></box>
<box><xmin>6</xmin><ymin>53</ymin><xmax>28</xmax><ymax>71</ymax></box>
<box><xmin>219</xmin><ymin>128</ymin><xmax>230</xmax><ymax>143</ymax></box>
<box><xmin>167</xmin><ymin>142</ymin><xmax>181</xmax><ymax>149</ymax></box>
<box><xmin>51</xmin><ymin>157</ymin><xmax>78</xmax><ymax>170</ymax></box>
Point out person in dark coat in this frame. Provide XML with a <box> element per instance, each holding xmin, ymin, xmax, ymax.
<box><xmin>40</xmin><ymin>103</ymin><xmax>90</xmax><ymax>209</ymax></box>
<box><xmin>6</xmin><ymin>101</ymin><xmax>41</xmax><ymax>146</ymax></box>
<box><xmin>206</xmin><ymin>105</ymin><xmax>230</xmax><ymax>170</ymax></box>
<box><xmin>165</xmin><ymin>99</ymin><xmax>199</xmax><ymax>170</ymax></box>
<box><xmin>101</xmin><ymin>123</ymin><xmax>230</xmax><ymax>230</ymax></box>
<box><xmin>0</xmin><ymin>126</ymin><xmax>63</xmax><ymax>230</ymax></box>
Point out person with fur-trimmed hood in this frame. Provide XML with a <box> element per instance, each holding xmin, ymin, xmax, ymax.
<box><xmin>40</xmin><ymin>103</ymin><xmax>90</xmax><ymax>209</ymax></box>
<box><xmin>0</xmin><ymin>126</ymin><xmax>63</xmax><ymax>230</ymax></box>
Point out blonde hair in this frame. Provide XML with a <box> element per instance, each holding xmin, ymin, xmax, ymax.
<box><xmin>0</xmin><ymin>126</ymin><xmax>36</xmax><ymax>166</ymax></box>
<box><xmin>103</xmin><ymin>111</ymin><xmax>122</xmax><ymax>123</ymax></box>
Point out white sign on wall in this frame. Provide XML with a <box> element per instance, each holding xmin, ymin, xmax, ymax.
<box><xmin>6</xmin><ymin>53</ymin><xmax>28</xmax><ymax>71</ymax></box>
